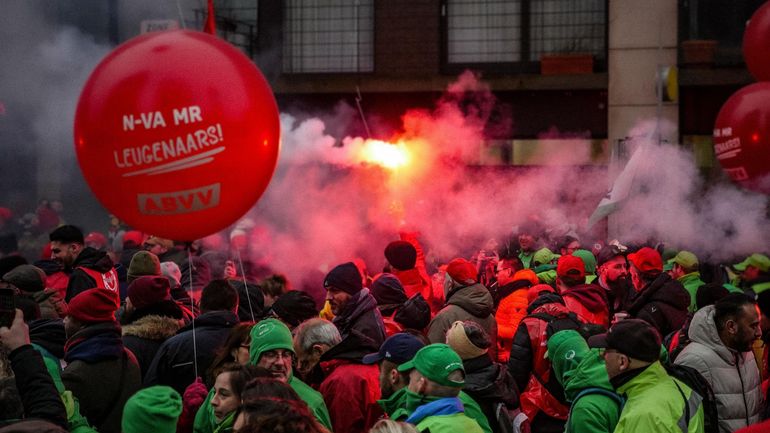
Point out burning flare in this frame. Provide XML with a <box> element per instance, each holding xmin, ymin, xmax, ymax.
<box><xmin>357</xmin><ymin>139</ymin><xmax>410</xmax><ymax>170</ymax></box>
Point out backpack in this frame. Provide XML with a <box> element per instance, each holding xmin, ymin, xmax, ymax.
<box><xmin>664</xmin><ymin>314</ymin><xmax>693</xmax><ymax>362</ymax></box>
<box><xmin>526</xmin><ymin>311</ymin><xmax>584</xmax><ymax>339</ymax></box>
<box><xmin>569</xmin><ymin>387</ymin><xmax>624</xmax><ymax>421</ymax></box>
<box><xmin>495</xmin><ymin>403</ymin><xmax>530</xmax><ymax>433</ymax></box>
<box><xmin>664</xmin><ymin>363</ymin><xmax>719</xmax><ymax>433</ymax></box>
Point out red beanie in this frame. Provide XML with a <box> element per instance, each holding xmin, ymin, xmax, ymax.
<box><xmin>446</xmin><ymin>258</ymin><xmax>477</xmax><ymax>285</ymax></box>
<box><xmin>68</xmin><ymin>288</ymin><xmax>119</xmax><ymax>323</ymax></box>
<box><xmin>127</xmin><ymin>276</ymin><xmax>171</xmax><ymax>310</ymax></box>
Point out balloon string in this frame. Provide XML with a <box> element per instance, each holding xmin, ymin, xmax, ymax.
<box><xmin>187</xmin><ymin>245</ymin><xmax>198</xmax><ymax>379</ymax></box>
<box><xmin>176</xmin><ymin>0</ymin><xmax>187</xmax><ymax>29</ymax></box>
<box><xmin>235</xmin><ymin>248</ymin><xmax>256</xmax><ymax>322</ymax></box>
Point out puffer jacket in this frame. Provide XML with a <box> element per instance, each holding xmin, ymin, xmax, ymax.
<box><xmin>427</xmin><ymin>283</ymin><xmax>498</xmax><ymax>360</ymax></box>
<box><xmin>626</xmin><ymin>272</ymin><xmax>690</xmax><ymax>337</ymax></box>
<box><xmin>507</xmin><ymin>293</ymin><xmax>570</xmax><ymax>429</ymax></box>
<box><xmin>495</xmin><ymin>281</ymin><xmax>530</xmax><ymax>362</ymax></box>
<box><xmin>674</xmin><ymin>305</ymin><xmax>762</xmax><ymax>432</ymax></box>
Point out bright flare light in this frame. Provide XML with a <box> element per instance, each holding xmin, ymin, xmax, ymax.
<box><xmin>359</xmin><ymin>140</ymin><xmax>410</xmax><ymax>170</ymax></box>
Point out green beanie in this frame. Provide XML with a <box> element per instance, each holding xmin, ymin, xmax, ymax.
<box><xmin>121</xmin><ymin>385</ymin><xmax>182</xmax><ymax>433</ymax></box>
<box><xmin>249</xmin><ymin>318</ymin><xmax>295</xmax><ymax>364</ymax></box>
<box><xmin>572</xmin><ymin>249</ymin><xmax>597</xmax><ymax>275</ymax></box>
<box><xmin>127</xmin><ymin>251</ymin><xmax>161</xmax><ymax>283</ymax></box>
<box><xmin>545</xmin><ymin>330</ymin><xmax>589</xmax><ymax>387</ymax></box>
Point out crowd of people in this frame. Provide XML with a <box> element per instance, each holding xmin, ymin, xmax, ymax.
<box><xmin>0</xmin><ymin>208</ymin><xmax>769</xmax><ymax>433</ymax></box>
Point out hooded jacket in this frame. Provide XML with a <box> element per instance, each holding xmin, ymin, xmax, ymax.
<box><xmin>561</xmin><ymin>283</ymin><xmax>610</xmax><ymax>328</ymax></box>
<box><xmin>318</xmin><ymin>330</ymin><xmax>382</xmax><ymax>433</ymax></box>
<box><xmin>379</xmin><ymin>387</ymin><xmax>492</xmax><ymax>433</ymax></box>
<box><xmin>122</xmin><ymin>300</ymin><xmax>185</xmax><ymax>378</ymax></box>
<box><xmin>462</xmin><ymin>355</ymin><xmax>520</xmax><ymax>433</ymax></box>
<box><xmin>405</xmin><ymin>397</ymin><xmax>484</xmax><ymax>433</ymax></box>
<box><xmin>613</xmin><ymin>361</ymin><xmax>704</xmax><ymax>433</ymax></box>
<box><xmin>626</xmin><ymin>272</ymin><xmax>690</xmax><ymax>338</ymax></box>
<box><xmin>547</xmin><ymin>330</ymin><xmax>620</xmax><ymax>433</ymax></box>
<box><xmin>144</xmin><ymin>310</ymin><xmax>239</xmax><ymax>395</ymax></box>
<box><xmin>66</xmin><ymin>247</ymin><xmax>117</xmax><ymax>302</ymax></box>
<box><xmin>333</xmin><ymin>288</ymin><xmax>387</xmax><ymax>347</ymax></box>
<box><xmin>674</xmin><ymin>305</ymin><xmax>762</xmax><ymax>432</ymax></box>
<box><xmin>427</xmin><ymin>283</ymin><xmax>498</xmax><ymax>360</ymax></box>
<box><xmin>678</xmin><ymin>272</ymin><xmax>706</xmax><ymax>313</ymax></box>
<box><xmin>495</xmin><ymin>281</ymin><xmax>530</xmax><ymax>363</ymax></box>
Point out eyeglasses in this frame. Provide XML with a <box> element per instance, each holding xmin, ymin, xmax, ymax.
<box><xmin>261</xmin><ymin>350</ymin><xmax>294</xmax><ymax>362</ymax></box>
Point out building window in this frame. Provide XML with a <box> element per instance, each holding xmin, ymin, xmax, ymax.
<box><xmin>283</xmin><ymin>0</ymin><xmax>374</xmax><ymax>73</ymax></box>
<box><xmin>529</xmin><ymin>0</ymin><xmax>606</xmax><ymax>61</ymax></box>
<box><xmin>446</xmin><ymin>0</ymin><xmax>522</xmax><ymax>63</ymax></box>
<box><xmin>444</xmin><ymin>0</ymin><xmax>606</xmax><ymax>68</ymax></box>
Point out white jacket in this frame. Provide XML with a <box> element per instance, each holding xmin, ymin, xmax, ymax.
<box><xmin>674</xmin><ymin>305</ymin><xmax>763</xmax><ymax>433</ymax></box>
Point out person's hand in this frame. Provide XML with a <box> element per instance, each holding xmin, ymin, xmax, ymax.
<box><xmin>0</xmin><ymin>309</ymin><xmax>30</xmax><ymax>352</ymax></box>
<box><xmin>224</xmin><ymin>260</ymin><xmax>237</xmax><ymax>279</ymax></box>
<box><xmin>611</xmin><ymin>311</ymin><xmax>629</xmax><ymax>325</ymax></box>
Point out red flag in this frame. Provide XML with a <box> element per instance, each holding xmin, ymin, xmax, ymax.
<box><xmin>203</xmin><ymin>0</ymin><xmax>216</xmax><ymax>35</ymax></box>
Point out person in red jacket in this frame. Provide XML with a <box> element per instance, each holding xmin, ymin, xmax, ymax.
<box><xmin>384</xmin><ymin>232</ymin><xmax>440</xmax><ymax>313</ymax></box>
<box><xmin>507</xmin><ymin>291</ymin><xmax>572</xmax><ymax>433</ymax></box>
<box><xmin>556</xmin><ymin>255</ymin><xmax>610</xmax><ymax>328</ymax></box>
<box><xmin>494</xmin><ymin>266</ymin><xmax>537</xmax><ymax>363</ymax></box>
<box><xmin>49</xmin><ymin>225</ymin><xmax>118</xmax><ymax>303</ymax></box>
<box><xmin>294</xmin><ymin>318</ymin><xmax>382</xmax><ymax>433</ymax></box>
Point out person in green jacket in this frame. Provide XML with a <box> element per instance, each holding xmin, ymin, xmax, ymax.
<box><xmin>249</xmin><ymin>318</ymin><xmax>332</xmax><ymax>430</ymax></box>
<box><xmin>546</xmin><ymin>330</ymin><xmax>621</xmax><ymax>433</ymax></box>
<box><xmin>367</xmin><ymin>334</ymin><xmax>493</xmax><ymax>433</ymax></box>
<box><xmin>589</xmin><ymin>318</ymin><xmax>704</xmax><ymax>433</ymax></box>
<box><xmin>395</xmin><ymin>344</ymin><xmax>483</xmax><ymax>433</ymax></box>
<box><xmin>193</xmin><ymin>319</ymin><xmax>332</xmax><ymax>432</ymax></box>
<box><xmin>733</xmin><ymin>253</ymin><xmax>770</xmax><ymax>294</ymax></box>
<box><xmin>666</xmin><ymin>251</ymin><xmax>705</xmax><ymax>312</ymax></box>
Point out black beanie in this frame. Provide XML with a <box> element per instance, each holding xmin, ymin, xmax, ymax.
<box><xmin>371</xmin><ymin>273</ymin><xmax>407</xmax><ymax>306</ymax></box>
<box><xmin>384</xmin><ymin>241</ymin><xmax>417</xmax><ymax>271</ymax></box>
<box><xmin>271</xmin><ymin>290</ymin><xmax>319</xmax><ymax>328</ymax></box>
<box><xmin>323</xmin><ymin>262</ymin><xmax>363</xmax><ymax>295</ymax></box>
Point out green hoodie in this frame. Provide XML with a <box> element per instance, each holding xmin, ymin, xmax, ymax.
<box><xmin>379</xmin><ymin>388</ymin><xmax>492</xmax><ymax>433</ymax></box>
<box><xmin>547</xmin><ymin>331</ymin><xmax>621</xmax><ymax>433</ymax></box>
<box><xmin>677</xmin><ymin>272</ymin><xmax>705</xmax><ymax>312</ymax></box>
<box><xmin>246</xmin><ymin>319</ymin><xmax>332</xmax><ymax>430</ymax></box>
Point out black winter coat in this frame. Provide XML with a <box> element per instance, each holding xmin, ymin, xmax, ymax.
<box><xmin>463</xmin><ymin>354</ymin><xmax>520</xmax><ymax>433</ymax></box>
<box><xmin>121</xmin><ymin>300</ymin><xmax>185</xmax><ymax>377</ymax></box>
<box><xmin>626</xmin><ymin>272</ymin><xmax>690</xmax><ymax>337</ymax></box>
<box><xmin>144</xmin><ymin>310</ymin><xmax>239</xmax><ymax>394</ymax></box>
<box><xmin>333</xmin><ymin>289</ymin><xmax>386</xmax><ymax>347</ymax></box>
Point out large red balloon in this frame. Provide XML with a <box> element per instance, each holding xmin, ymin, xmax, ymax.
<box><xmin>75</xmin><ymin>30</ymin><xmax>280</xmax><ymax>240</ymax></box>
<box><xmin>713</xmin><ymin>82</ymin><xmax>770</xmax><ymax>194</ymax></box>
<box><xmin>744</xmin><ymin>2</ymin><xmax>770</xmax><ymax>81</ymax></box>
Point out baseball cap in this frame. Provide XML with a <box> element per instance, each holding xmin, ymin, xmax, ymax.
<box><xmin>397</xmin><ymin>343</ymin><xmax>465</xmax><ymax>387</ymax></box>
<box><xmin>587</xmin><ymin>318</ymin><xmax>661</xmax><ymax>362</ymax></box>
<box><xmin>596</xmin><ymin>244</ymin><xmax>626</xmax><ymax>267</ymax></box>
<box><xmin>556</xmin><ymin>255</ymin><xmax>586</xmax><ymax>279</ymax></box>
<box><xmin>734</xmin><ymin>253</ymin><xmax>770</xmax><ymax>273</ymax></box>
<box><xmin>627</xmin><ymin>247</ymin><xmax>663</xmax><ymax>273</ymax></box>
<box><xmin>362</xmin><ymin>333</ymin><xmax>425</xmax><ymax>365</ymax></box>
<box><xmin>666</xmin><ymin>251</ymin><xmax>699</xmax><ymax>271</ymax></box>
